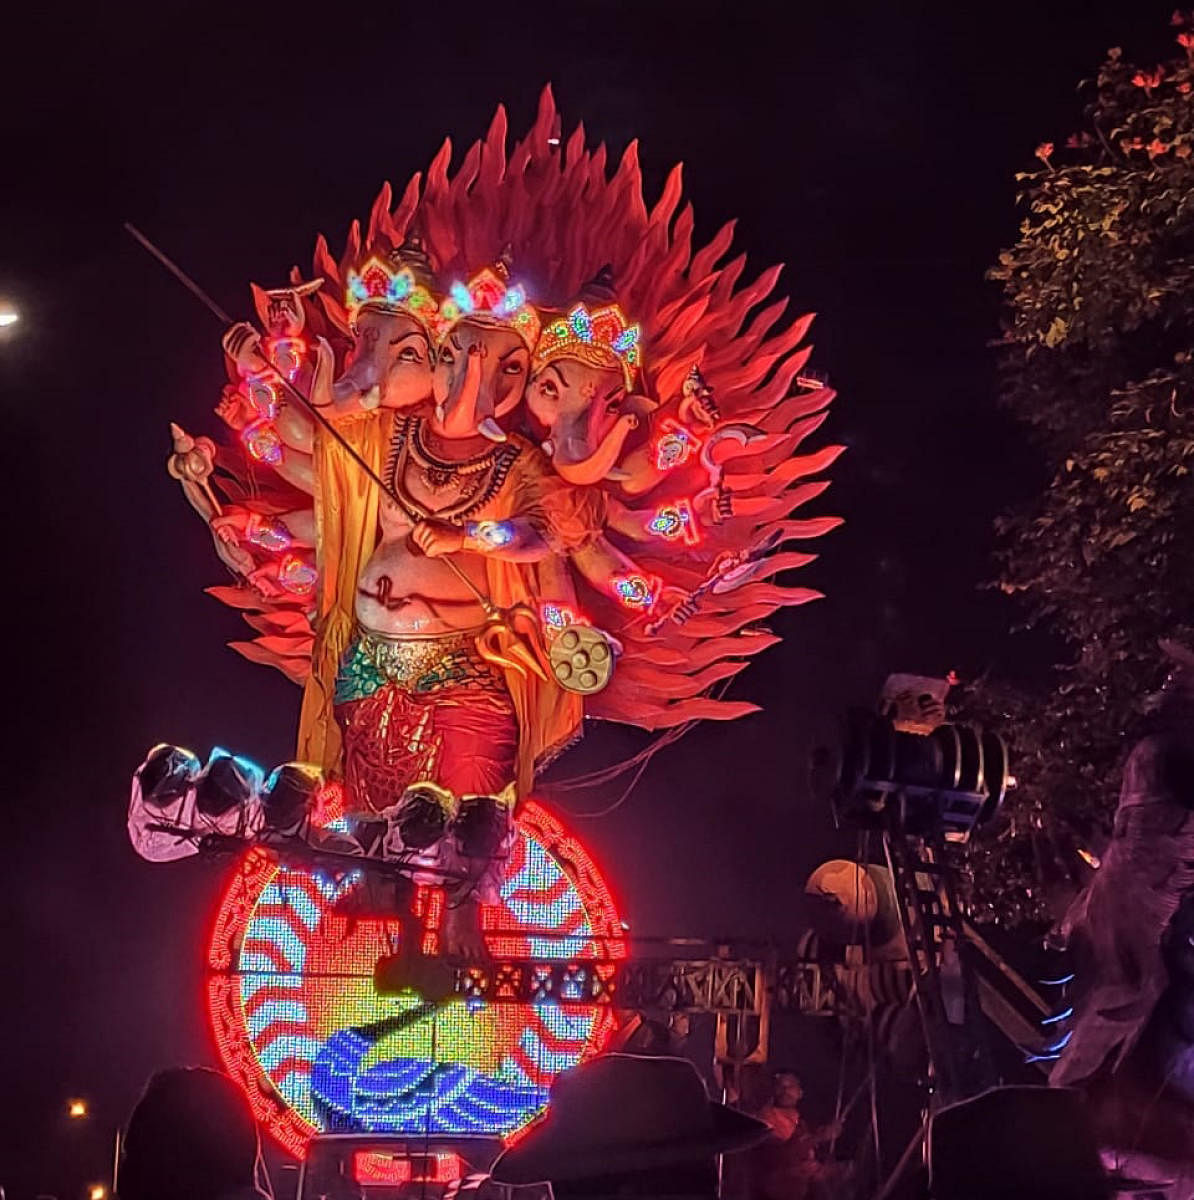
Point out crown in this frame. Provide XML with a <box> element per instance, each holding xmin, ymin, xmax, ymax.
<box><xmin>344</xmin><ymin>254</ymin><xmax>439</xmax><ymax>333</ymax></box>
<box><xmin>533</xmin><ymin>303</ymin><xmax>642</xmax><ymax>390</ymax></box>
<box><xmin>436</xmin><ymin>267</ymin><xmax>542</xmax><ymax>351</ymax></box>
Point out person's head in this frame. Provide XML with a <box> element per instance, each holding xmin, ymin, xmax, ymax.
<box><xmin>772</xmin><ymin>1072</ymin><xmax>804</xmax><ymax>1108</ymax></box>
<box><xmin>119</xmin><ymin>1068</ymin><xmax>259</xmax><ymax>1200</ymax></box>
<box><xmin>491</xmin><ymin>1054</ymin><xmax>769</xmax><ymax>1200</ymax></box>
<box><xmin>668</xmin><ymin>1012</ymin><xmax>691</xmax><ymax>1041</ymax></box>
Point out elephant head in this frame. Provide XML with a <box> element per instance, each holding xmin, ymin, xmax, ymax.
<box><xmin>329</xmin><ymin>309</ymin><xmax>435</xmax><ymax>412</ymax></box>
<box><xmin>528</xmin><ymin>302</ymin><xmax>647</xmax><ymax>484</ymax></box>
<box><xmin>527</xmin><ymin>358</ymin><xmax>651</xmax><ymax>485</ymax></box>
<box><xmin>322</xmin><ymin>252</ymin><xmax>440</xmax><ymax>412</ymax></box>
<box><xmin>429</xmin><ymin>267</ymin><xmax>540</xmax><ymax>442</ymax></box>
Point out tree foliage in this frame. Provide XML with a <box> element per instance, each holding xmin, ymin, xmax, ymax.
<box><xmin>959</xmin><ymin>13</ymin><xmax>1194</xmax><ymax>927</ymax></box>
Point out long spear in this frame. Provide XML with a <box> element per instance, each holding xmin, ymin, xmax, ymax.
<box><xmin>124</xmin><ymin>222</ymin><xmax>494</xmax><ymax>611</ymax></box>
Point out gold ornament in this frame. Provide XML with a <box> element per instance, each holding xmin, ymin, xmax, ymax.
<box><xmin>549</xmin><ymin>624</ymin><xmax>615</xmax><ymax>695</ymax></box>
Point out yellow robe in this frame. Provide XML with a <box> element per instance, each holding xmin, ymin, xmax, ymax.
<box><xmin>296</xmin><ymin>418</ymin><xmax>585</xmax><ymax>796</ymax></box>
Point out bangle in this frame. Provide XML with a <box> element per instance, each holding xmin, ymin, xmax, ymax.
<box><xmin>466</xmin><ymin>520</ymin><xmax>515</xmax><ymax>550</ymax></box>
<box><xmin>246</xmin><ymin>515</ymin><xmax>293</xmax><ymax>553</ymax></box>
<box><xmin>241</xmin><ymin>419</ymin><xmax>284</xmax><ymax>466</ymax></box>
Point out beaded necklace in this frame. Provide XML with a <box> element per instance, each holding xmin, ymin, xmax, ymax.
<box><xmin>386</xmin><ymin>416</ymin><xmax>519</xmax><ymax>526</ymax></box>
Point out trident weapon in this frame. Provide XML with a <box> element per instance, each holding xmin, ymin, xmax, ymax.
<box><xmin>125</xmin><ymin>223</ymin><xmax>550</xmax><ymax>682</ymax></box>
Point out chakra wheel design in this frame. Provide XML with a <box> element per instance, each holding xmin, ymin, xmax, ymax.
<box><xmin>206</xmin><ymin>802</ymin><xmax>625</xmax><ymax>1158</ymax></box>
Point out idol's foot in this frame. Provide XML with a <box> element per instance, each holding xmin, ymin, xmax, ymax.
<box><xmin>443</xmin><ymin>895</ymin><xmax>488</xmax><ymax>961</ymax></box>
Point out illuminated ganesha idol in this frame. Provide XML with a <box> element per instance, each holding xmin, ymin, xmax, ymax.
<box><xmin>135</xmin><ymin>85</ymin><xmax>841</xmax><ymax>1155</ymax></box>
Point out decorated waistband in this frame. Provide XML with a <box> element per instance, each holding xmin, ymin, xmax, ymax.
<box><xmin>336</xmin><ymin>625</ymin><xmax>505</xmax><ymax>703</ymax></box>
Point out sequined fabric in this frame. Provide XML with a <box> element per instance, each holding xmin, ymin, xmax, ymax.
<box><xmin>334</xmin><ymin>628</ymin><xmax>518</xmax><ymax>814</ymax></box>
<box><xmin>334</xmin><ymin>628</ymin><xmax>505</xmax><ymax>705</ymax></box>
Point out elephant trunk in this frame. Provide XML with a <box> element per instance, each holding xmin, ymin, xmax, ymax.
<box><xmin>439</xmin><ymin>350</ymin><xmax>484</xmax><ymax>438</ymax></box>
<box><xmin>555</xmin><ymin>413</ymin><xmax>638</xmax><ymax>486</ymax></box>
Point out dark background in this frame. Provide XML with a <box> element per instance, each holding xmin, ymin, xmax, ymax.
<box><xmin>0</xmin><ymin>1</ymin><xmax>1170</xmax><ymax>1194</ymax></box>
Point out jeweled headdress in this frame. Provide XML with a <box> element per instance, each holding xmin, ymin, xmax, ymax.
<box><xmin>533</xmin><ymin>303</ymin><xmax>643</xmax><ymax>390</ymax></box>
<box><xmin>436</xmin><ymin>267</ymin><xmax>541</xmax><ymax>351</ymax></box>
<box><xmin>344</xmin><ymin>253</ymin><xmax>439</xmax><ymax>334</ymax></box>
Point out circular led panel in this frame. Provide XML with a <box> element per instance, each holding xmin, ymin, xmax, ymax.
<box><xmin>206</xmin><ymin>802</ymin><xmax>625</xmax><ymax>1158</ymax></box>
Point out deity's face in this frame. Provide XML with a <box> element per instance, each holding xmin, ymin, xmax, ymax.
<box><xmin>333</xmin><ymin>310</ymin><xmax>434</xmax><ymax>410</ymax></box>
<box><xmin>527</xmin><ymin>357</ymin><xmax>640</xmax><ymax>484</ymax></box>
<box><xmin>528</xmin><ymin>358</ymin><xmax>625</xmax><ymax>440</ymax></box>
<box><xmin>431</xmin><ymin>320</ymin><xmax>530</xmax><ymax>440</ymax></box>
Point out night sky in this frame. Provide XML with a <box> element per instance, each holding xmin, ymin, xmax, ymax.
<box><xmin>1</xmin><ymin>2</ymin><xmax>1172</xmax><ymax>1195</ymax></box>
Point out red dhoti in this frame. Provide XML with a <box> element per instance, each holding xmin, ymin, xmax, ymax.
<box><xmin>334</xmin><ymin>627</ymin><xmax>518</xmax><ymax>815</ymax></box>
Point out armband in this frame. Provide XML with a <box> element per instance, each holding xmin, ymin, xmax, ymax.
<box><xmin>465</xmin><ymin>519</ymin><xmax>515</xmax><ymax>550</ymax></box>
<box><xmin>241</xmin><ymin>419</ymin><xmax>284</xmax><ymax>466</ymax></box>
<box><xmin>246</xmin><ymin>515</ymin><xmax>293</xmax><ymax>553</ymax></box>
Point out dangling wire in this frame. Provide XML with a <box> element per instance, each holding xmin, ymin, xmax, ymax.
<box><xmin>828</xmin><ymin>849</ymin><xmax>867</xmax><ymax>1158</ymax></box>
<box><xmin>550</xmin><ymin>680</ymin><xmax>735</xmax><ymax>816</ymax></box>
<box><xmin>861</xmin><ymin>830</ymin><xmax>882</xmax><ymax>1175</ymax></box>
<box><xmin>548</xmin><ymin>722</ymin><xmax>695</xmax><ymax>791</ymax></box>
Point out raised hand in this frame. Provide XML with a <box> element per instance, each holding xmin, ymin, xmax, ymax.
<box><xmin>215</xmin><ymin>384</ymin><xmax>255</xmax><ymax>431</ymax></box>
<box><xmin>411</xmin><ymin>520</ymin><xmax>465</xmax><ymax>558</ymax></box>
<box><xmin>222</xmin><ymin>321</ymin><xmax>266</xmax><ymax>374</ymax></box>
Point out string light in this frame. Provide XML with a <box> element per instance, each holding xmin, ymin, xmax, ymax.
<box><xmin>246</xmin><ymin>377</ymin><xmax>279</xmax><ymax>420</ymax></box>
<box><xmin>267</xmin><ymin>336</ymin><xmax>307</xmax><ymax>381</ymax></box>
<box><xmin>437</xmin><ymin>269</ymin><xmax>541</xmax><ymax>350</ymax></box>
<box><xmin>541</xmin><ymin>602</ymin><xmax>581</xmax><ymax>635</ymax></box>
<box><xmin>246</xmin><ymin>516</ymin><xmax>293</xmax><ymax>553</ymax></box>
<box><xmin>653</xmin><ymin>419</ymin><xmax>701</xmax><ymax>471</ymax></box>
<box><xmin>205</xmin><ymin>803</ymin><xmax>624</xmax><ymax>1157</ymax></box>
<box><xmin>242</xmin><ymin>420</ymin><xmax>283</xmax><ymax>466</ymax></box>
<box><xmin>278</xmin><ymin>554</ymin><xmax>317</xmax><ymax>596</ymax></box>
<box><xmin>648</xmin><ymin>500</ymin><xmax>700</xmax><ymax>546</ymax></box>
<box><xmin>344</xmin><ymin>257</ymin><xmax>439</xmax><ymax>331</ymax></box>
<box><xmin>612</xmin><ymin>573</ymin><xmax>661</xmax><ymax>610</ymax></box>
<box><xmin>466</xmin><ymin>519</ymin><xmax>515</xmax><ymax>549</ymax></box>
<box><xmin>533</xmin><ymin>303</ymin><xmax>642</xmax><ymax>390</ymax></box>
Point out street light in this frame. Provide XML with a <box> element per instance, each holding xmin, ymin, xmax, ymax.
<box><xmin>68</xmin><ymin>1099</ymin><xmax>88</xmax><ymax>1119</ymax></box>
<box><xmin>0</xmin><ymin>311</ymin><xmax>18</xmax><ymax>328</ymax></box>
<box><xmin>88</xmin><ymin>1186</ymin><xmax>107</xmax><ymax>1200</ymax></box>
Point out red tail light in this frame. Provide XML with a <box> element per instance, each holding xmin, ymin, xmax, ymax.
<box><xmin>353</xmin><ymin>1151</ymin><xmax>464</xmax><ymax>1186</ymax></box>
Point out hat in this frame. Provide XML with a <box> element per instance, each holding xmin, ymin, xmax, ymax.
<box><xmin>490</xmin><ymin>1055</ymin><xmax>770</xmax><ymax>1185</ymax></box>
<box><xmin>928</xmin><ymin>1086</ymin><xmax>1155</xmax><ymax>1200</ymax></box>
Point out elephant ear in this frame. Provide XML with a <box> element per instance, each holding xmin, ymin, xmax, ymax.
<box><xmin>623</xmin><ymin>393</ymin><xmax>659</xmax><ymax>420</ymax></box>
<box><xmin>250</xmin><ymin>282</ymin><xmax>272</xmax><ymax>325</ymax></box>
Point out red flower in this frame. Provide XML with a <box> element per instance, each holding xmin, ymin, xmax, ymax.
<box><xmin>1148</xmin><ymin>138</ymin><xmax>1169</xmax><ymax>156</ymax></box>
<box><xmin>1174</xmin><ymin>8</ymin><xmax>1186</xmax><ymax>25</ymax></box>
<box><xmin>1176</xmin><ymin>142</ymin><xmax>1192</xmax><ymax>157</ymax></box>
<box><xmin>1180</xmin><ymin>80</ymin><xmax>1193</xmax><ymax>92</ymax></box>
<box><xmin>1133</xmin><ymin>67</ymin><xmax>1165</xmax><ymax>88</ymax></box>
<box><xmin>1035</xmin><ymin>141</ymin><xmax>1054</xmax><ymax>163</ymax></box>
<box><xmin>1179</xmin><ymin>31</ymin><xmax>1194</xmax><ymax>48</ymax></box>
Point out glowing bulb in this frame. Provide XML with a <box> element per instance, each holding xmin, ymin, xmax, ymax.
<box><xmin>89</xmin><ymin>1185</ymin><xmax>108</xmax><ymax>1200</ymax></box>
<box><xmin>68</xmin><ymin>1099</ymin><xmax>88</xmax><ymax>1118</ymax></box>
<box><xmin>0</xmin><ymin>311</ymin><xmax>18</xmax><ymax>328</ymax></box>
